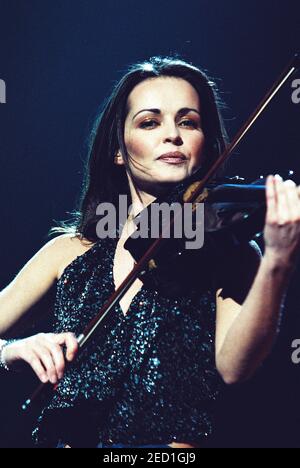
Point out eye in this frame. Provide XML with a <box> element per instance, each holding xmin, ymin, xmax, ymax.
<box><xmin>138</xmin><ymin>118</ymin><xmax>200</xmax><ymax>129</ymax></box>
<box><xmin>139</xmin><ymin>119</ymin><xmax>159</xmax><ymax>129</ymax></box>
<box><xmin>179</xmin><ymin>119</ymin><xmax>199</xmax><ymax>128</ymax></box>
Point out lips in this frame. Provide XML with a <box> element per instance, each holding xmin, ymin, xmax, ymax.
<box><xmin>157</xmin><ymin>152</ymin><xmax>187</xmax><ymax>161</ymax></box>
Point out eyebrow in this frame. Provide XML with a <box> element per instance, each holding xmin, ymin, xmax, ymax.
<box><xmin>132</xmin><ymin>107</ymin><xmax>201</xmax><ymax>121</ymax></box>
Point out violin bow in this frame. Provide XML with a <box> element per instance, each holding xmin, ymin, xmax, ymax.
<box><xmin>22</xmin><ymin>53</ymin><xmax>299</xmax><ymax>411</ymax></box>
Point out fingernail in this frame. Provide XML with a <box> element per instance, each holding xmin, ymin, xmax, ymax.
<box><xmin>274</xmin><ymin>174</ymin><xmax>283</xmax><ymax>181</ymax></box>
<box><xmin>285</xmin><ymin>179</ymin><xmax>296</xmax><ymax>187</ymax></box>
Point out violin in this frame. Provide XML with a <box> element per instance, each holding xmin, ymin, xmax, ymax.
<box><xmin>22</xmin><ymin>54</ymin><xmax>300</xmax><ymax>411</ymax></box>
<box><xmin>123</xmin><ymin>170</ymin><xmax>299</xmax><ymax>297</ymax></box>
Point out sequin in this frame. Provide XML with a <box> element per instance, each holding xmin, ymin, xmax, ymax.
<box><xmin>32</xmin><ymin>237</ymin><xmax>222</xmax><ymax>447</ymax></box>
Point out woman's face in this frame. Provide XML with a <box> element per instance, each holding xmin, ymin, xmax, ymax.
<box><xmin>119</xmin><ymin>77</ymin><xmax>206</xmax><ymax>194</ymax></box>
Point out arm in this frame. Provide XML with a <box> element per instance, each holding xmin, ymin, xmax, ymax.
<box><xmin>216</xmin><ymin>175</ymin><xmax>300</xmax><ymax>384</ymax></box>
<box><xmin>0</xmin><ymin>234</ymin><xmax>82</xmax><ymax>382</ymax></box>
<box><xmin>0</xmin><ymin>234</ymin><xmax>72</xmax><ymax>335</ymax></box>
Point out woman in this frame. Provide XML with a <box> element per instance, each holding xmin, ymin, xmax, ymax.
<box><xmin>0</xmin><ymin>56</ymin><xmax>300</xmax><ymax>448</ymax></box>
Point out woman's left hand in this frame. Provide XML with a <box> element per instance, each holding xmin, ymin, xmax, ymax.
<box><xmin>264</xmin><ymin>174</ymin><xmax>300</xmax><ymax>269</ymax></box>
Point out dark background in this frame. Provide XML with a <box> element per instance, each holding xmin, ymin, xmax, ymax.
<box><xmin>0</xmin><ymin>0</ymin><xmax>299</xmax><ymax>447</ymax></box>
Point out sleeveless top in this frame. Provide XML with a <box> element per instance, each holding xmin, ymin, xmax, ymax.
<box><xmin>32</xmin><ymin>236</ymin><xmax>223</xmax><ymax>447</ymax></box>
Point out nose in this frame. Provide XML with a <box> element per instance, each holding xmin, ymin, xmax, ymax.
<box><xmin>163</xmin><ymin>122</ymin><xmax>183</xmax><ymax>146</ymax></box>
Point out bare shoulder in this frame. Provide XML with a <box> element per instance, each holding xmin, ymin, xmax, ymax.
<box><xmin>0</xmin><ymin>234</ymin><xmax>96</xmax><ymax>335</ymax></box>
<box><xmin>50</xmin><ymin>233</ymin><xmax>94</xmax><ymax>255</ymax></box>
<box><xmin>51</xmin><ymin>234</ymin><xmax>96</xmax><ymax>280</ymax></box>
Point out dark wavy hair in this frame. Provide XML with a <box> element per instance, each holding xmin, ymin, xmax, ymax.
<box><xmin>50</xmin><ymin>55</ymin><xmax>228</xmax><ymax>243</ymax></box>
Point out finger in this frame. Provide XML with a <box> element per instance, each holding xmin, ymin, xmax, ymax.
<box><xmin>283</xmin><ymin>180</ymin><xmax>300</xmax><ymax>221</ymax></box>
<box><xmin>274</xmin><ymin>174</ymin><xmax>290</xmax><ymax>225</ymax></box>
<box><xmin>266</xmin><ymin>175</ymin><xmax>278</xmax><ymax>224</ymax></box>
<box><xmin>53</xmin><ymin>333</ymin><xmax>79</xmax><ymax>362</ymax></box>
<box><xmin>34</xmin><ymin>344</ymin><xmax>59</xmax><ymax>384</ymax></box>
<box><xmin>43</xmin><ymin>339</ymin><xmax>66</xmax><ymax>380</ymax></box>
<box><xmin>23</xmin><ymin>351</ymin><xmax>49</xmax><ymax>383</ymax></box>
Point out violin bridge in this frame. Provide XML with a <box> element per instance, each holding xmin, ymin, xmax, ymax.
<box><xmin>183</xmin><ymin>181</ymin><xmax>209</xmax><ymax>204</ymax></box>
<box><xmin>194</xmin><ymin>188</ymin><xmax>210</xmax><ymax>204</ymax></box>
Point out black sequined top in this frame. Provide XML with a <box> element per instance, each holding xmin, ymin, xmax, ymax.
<box><xmin>32</xmin><ymin>236</ymin><xmax>222</xmax><ymax>447</ymax></box>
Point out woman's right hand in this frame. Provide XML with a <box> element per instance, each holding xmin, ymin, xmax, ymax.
<box><xmin>2</xmin><ymin>332</ymin><xmax>79</xmax><ymax>384</ymax></box>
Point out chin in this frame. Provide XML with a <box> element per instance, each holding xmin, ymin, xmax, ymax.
<box><xmin>142</xmin><ymin>176</ymin><xmax>191</xmax><ymax>197</ymax></box>
<box><xmin>158</xmin><ymin>172</ymin><xmax>191</xmax><ymax>184</ymax></box>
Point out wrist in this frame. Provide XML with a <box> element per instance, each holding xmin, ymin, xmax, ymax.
<box><xmin>0</xmin><ymin>339</ymin><xmax>10</xmax><ymax>371</ymax></box>
<box><xmin>0</xmin><ymin>339</ymin><xmax>18</xmax><ymax>372</ymax></box>
<box><xmin>262</xmin><ymin>249</ymin><xmax>296</xmax><ymax>277</ymax></box>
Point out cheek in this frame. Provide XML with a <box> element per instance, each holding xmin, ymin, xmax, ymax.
<box><xmin>189</xmin><ymin>133</ymin><xmax>206</xmax><ymax>158</ymax></box>
<box><xmin>125</xmin><ymin>131</ymin><xmax>153</xmax><ymax>159</ymax></box>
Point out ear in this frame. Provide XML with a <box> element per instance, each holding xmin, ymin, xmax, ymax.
<box><xmin>114</xmin><ymin>150</ymin><xmax>125</xmax><ymax>166</ymax></box>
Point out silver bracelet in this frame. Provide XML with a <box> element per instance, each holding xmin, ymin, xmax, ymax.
<box><xmin>0</xmin><ymin>339</ymin><xmax>14</xmax><ymax>371</ymax></box>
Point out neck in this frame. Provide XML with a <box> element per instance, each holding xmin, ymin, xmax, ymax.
<box><xmin>129</xmin><ymin>189</ymin><xmax>156</xmax><ymax>218</ymax></box>
<box><xmin>119</xmin><ymin>181</ymin><xmax>157</xmax><ymax>240</ymax></box>
<box><xmin>127</xmin><ymin>175</ymin><xmax>176</xmax><ymax>218</ymax></box>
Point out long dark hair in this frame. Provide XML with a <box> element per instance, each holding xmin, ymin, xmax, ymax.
<box><xmin>50</xmin><ymin>55</ymin><xmax>228</xmax><ymax>243</ymax></box>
